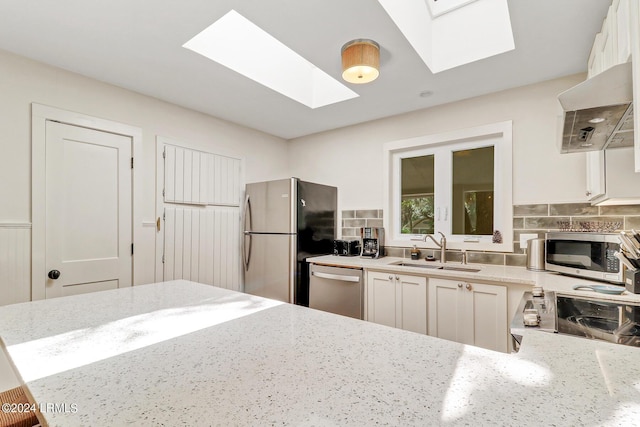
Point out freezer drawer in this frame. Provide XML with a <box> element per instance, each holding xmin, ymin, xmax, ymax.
<box><xmin>309</xmin><ymin>264</ymin><xmax>363</xmax><ymax>319</ymax></box>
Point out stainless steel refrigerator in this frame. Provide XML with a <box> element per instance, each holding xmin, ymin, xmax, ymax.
<box><xmin>242</xmin><ymin>178</ymin><xmax>336</xmax><ymax>306</ymax></box>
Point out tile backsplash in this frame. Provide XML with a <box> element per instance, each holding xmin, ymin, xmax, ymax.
<box><xmin>341</xmin><ymin>210</ymin><xmax>383</xmax><ymax>238</ymax></box>
<box><xmin>341</xmin><ymin>203</ymin><xmax>640</xmax><ymax>268</ymax></box>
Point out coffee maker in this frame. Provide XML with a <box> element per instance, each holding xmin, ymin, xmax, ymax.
<box><xmin>360</xmin><ymin>227</ymin><xmax>384</xmax><ymax>258</ymax></box>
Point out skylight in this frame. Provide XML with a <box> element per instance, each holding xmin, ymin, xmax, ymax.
<box><xmin>378</xmin><ymin>0</ymin><xmax>514</xmax><ymax>73</ymax></box>
<box><xmin>183</xmin><ymin>10</ymin><xmax>358</xmax><ymax>109</ymax></box>
<box><xmin>425</xmin><ymin>0</ymin><xmax>480</xmax><ymax>18</ymax></box>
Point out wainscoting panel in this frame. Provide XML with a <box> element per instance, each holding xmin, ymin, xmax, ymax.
<box><xmin>0</xmin><ymin>224</ymin><xmax>31</xmax><ymax>306</ymax></box>
<box><xmin>163</xmin><ymin>207</ymin><xmax>240</xmax><ymax>291</ymax></box>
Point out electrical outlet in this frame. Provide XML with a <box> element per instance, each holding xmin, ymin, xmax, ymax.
<box><xmin>519</xmin><ymin>233</ymin><xmax>538</xmax><ymax>249</ymax></box>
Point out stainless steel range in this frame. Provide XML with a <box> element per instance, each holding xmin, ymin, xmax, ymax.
<box><xmin>511</xmin><ymin>289</ymin><xmax>640</xmax><ymax>351</ymax></box>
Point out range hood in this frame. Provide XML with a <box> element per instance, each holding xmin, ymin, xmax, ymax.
<box><xmin>558</xmin><ymin>62</ymin><xmax>634</xmax><ymax>153</ymax></box>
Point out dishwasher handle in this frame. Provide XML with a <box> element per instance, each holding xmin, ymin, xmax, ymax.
<box><xmin>311</xmin><ymin>271</ymin><xmax>361</xmax><ymax>283</ymax></box>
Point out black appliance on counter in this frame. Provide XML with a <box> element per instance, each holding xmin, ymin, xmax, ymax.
<box><xmin>333</xmin><ymin>239</ymin><xmax>360</xmax><ymax>256</ymax></box>
<box><xmin>361</xmin><ymin>227</ymin><xmax>384</xmax><ymax>258</ymax></box>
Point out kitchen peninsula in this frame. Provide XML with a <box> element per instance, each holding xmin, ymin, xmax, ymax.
<box><xmin>0</xmin><ymin>281</ymin><xmax>638</xmax><ymax>426</ymax></box>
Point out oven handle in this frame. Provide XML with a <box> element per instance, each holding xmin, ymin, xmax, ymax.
<box><xmin>311</xmin><ymin>271</ymin><xmax>360</xmax><ymax>283</ymax></box>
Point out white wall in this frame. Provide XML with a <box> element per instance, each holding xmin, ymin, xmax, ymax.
<box><xmin>288</xmin><ymin>74</ymin><xmax>589</xmax><ymax>209</ymax></box>
<box><xmin>0</xmin><ymin>48</ymin><xmax>288</xmax><ymax>286</ymax></box>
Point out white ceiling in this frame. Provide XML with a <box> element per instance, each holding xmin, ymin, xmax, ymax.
<box><xmin>0</xmin><ymin>0</ymin><xmax>610</xmax><ymax>139</ymax></box>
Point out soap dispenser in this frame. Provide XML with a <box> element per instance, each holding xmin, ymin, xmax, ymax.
<box><xmin>410</xmin><ymin>245</ymin><xmax>420</xmax><ymax>260</ymax></box>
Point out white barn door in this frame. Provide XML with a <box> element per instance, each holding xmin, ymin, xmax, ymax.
<box><xmin>45</xmin><ymin>121</ymin><xmax>132</xmax><ymax>298</ymax></box>
<box><xmin>158</xmin><ymin>140</ymin><xmax>242</xmax><ymax>291</ymax></box>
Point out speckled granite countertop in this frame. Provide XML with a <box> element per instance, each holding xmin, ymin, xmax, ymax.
<box><xmin>308</xmin><ymin>255</ymin><xmax>640</xmax><ymax>303</ymax></box>
<box><xmin>0</xmin><ymin>280</ymin><xmax>639</xmax><ymax>426</ymax></box>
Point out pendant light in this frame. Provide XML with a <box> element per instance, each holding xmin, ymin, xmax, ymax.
<box><xmin>341</xmin><ymin>39</ymin><xmax>380</xmax><ymax>84</ymax></box>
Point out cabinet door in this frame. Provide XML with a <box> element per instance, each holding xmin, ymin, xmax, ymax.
<box><xmin>366</xmin><ymin>271</ymin><xmax>397</xmax><ymax>328</ymax></box>
<box><xmin>632</xmin><ymin>0</ymin><xmax>640</xmax><ymax>172</ymax></box>
<box><xmin>428</xmin><ymin>278</ymin><xmax>462</xmax><ymax>342</ymax></box>
<box><xmin>588</xmin><ymin>32</ymin><xmax>603</xmax><ymax>78</ymax></box>
<box><xmin>600</xmin><ymin>7</ymin><xmax>617</xmax><ymax>72</ymax></box>
<box><xmin>462</xmin><ymin>282</ymin><xmax>508</xmax><ymax>353</ymax></box>
<box><xmin>586</xmin><ymin>150</ymin><xmax>605</xmax><ymax>201</ymax></box>
<box><xmin>615</xmin><ymin>0</ymin><xmax>631</xmax><ymax>63</ymax></box>
<box><xmin>396</xmin><ymin>274</ymin><xmax>427</xmax><ymax>334</ymax></box>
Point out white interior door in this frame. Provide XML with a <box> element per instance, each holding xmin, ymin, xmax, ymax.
<box><xmin>45</xmin><ymin>121</ymin><xmax>132</xmax><ymax>298</ymax></box>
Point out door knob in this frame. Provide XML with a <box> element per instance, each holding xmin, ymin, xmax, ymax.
<box><xmin>48</xmin><ymin>270</ymin><xmax>61</xmax><ymax>280</ymax></box>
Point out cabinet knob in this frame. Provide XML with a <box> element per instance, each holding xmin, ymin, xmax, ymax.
<box><xmin>389</xmin><ymin>275</ymin><xmax>393</xmax><ymax>281</ymax></box>
<box><xmin>48</xmin><ymin>270</ymin><xmax>61</xmax><ymax>280</ymax></box>
<box><xmin>395</xmin><ymin>275</ymin><xmax>400</xmax><ymax>281</ymax></box>
<box><xmin>586</xmin><ymin>191</ymin><xmax>592</xmax><ymax>197</ymax></box>
<box><xmin>466</xmin><ymin>283</ymin><xmax>472</xmax><ymax>291</ymax></box>
<box><xmin>458</xmin><ymin>283</ymin><xmax>463</xmax><ymax>288</ymax></box>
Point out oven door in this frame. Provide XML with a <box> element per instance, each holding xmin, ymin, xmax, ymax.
<box><xmin>556</xmin><ymin>295</ymin><xmax>640</xmax><ymax>347</ymax></box>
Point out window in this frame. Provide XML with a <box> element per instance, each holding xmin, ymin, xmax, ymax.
<box><xmin>383</xmin><ymin>121</ymin><xmax>512</xmax><ymax>252</ymax></box>
<box><xmin>452</xmin><ymin>146</ymin><xmax>494</xmax><ymax>235</ymax></box>
<box><xmin>401</xmin><ymin>155</ymin><xmax>434</xmax><ymax>234</ymax></box>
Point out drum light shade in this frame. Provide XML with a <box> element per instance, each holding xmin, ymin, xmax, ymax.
<box><xmin>341</xmin><ymin>39</ymin><xmax>380</xmax><ymax>84</ymax></box>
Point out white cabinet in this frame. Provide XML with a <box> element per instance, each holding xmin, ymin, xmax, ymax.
<box><xmin>428</xmin><ymin>278</ymin><xmax>508</xmax><ymax>353</ymax></box>
<box><xmin>366</xmin><ymin>271</ymin><xmax>427</xmax><ymax>334</ymax></box>
<box><xmin>583</xmin><ymin>1</ymin><xmax>640</xmax><ymax>172</ymax></box>
<box><xmin>588</xmin><ymin>32</ymin><xmax>604</xmax><ymax>78</ymax></box>
<box><xmin>586</xmin><ymin>150</ymin><xmax>606</xmax><ymax>201</ymax></box>
<box><xmin>588</xmin><ymin>147</ymin><xmax>640</xmax><ymax>205</ymax></box>
<box><xmin>588</xmin><ymin>1</ymin><xmax>631</xmax><ymax>78</ymax></box>
<box><xmin>631</xmin><ymin>0</ymin><xmax>640</xmax><ymax>171</ymax></box>
<box><xmin>615</xmin><ymin>0</ymin><xmax>631</xmax><ymax>63</ymax></box>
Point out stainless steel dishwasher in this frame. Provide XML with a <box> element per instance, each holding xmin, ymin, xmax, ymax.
<box><xmin>309</xmin><ymin>264</ymin><xmax>364</xmax><ymax>319</ymax></box>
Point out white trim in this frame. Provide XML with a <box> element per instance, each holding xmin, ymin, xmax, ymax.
<box><xmin>31</xmin><ymin>103</ymin><xmax>143</xmax><ymax>301</ymax></box>
<box><xmin>0</xmin><ymin>223</ymin><xmax>31</xmax><ymax>229</ymax></box>
<box><xmin>383</xmin><ymin>121</ymin><xmax>513</xmax><ymax>252</ymax></box>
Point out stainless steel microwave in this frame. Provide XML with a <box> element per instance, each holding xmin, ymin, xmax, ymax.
<box><xmin>545</xmin><ymin>232</ymin><xmax>623</xmax><ymax>283</ymax></box>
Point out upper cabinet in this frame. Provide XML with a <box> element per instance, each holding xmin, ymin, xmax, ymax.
<box><xmin>631</xmin><ymin>0</ymin><xmax>640</xmax><ymax>171</ymax></box>
<box><xmin>578</xmin><ymin>0</ymin><xmax>640</xmax><ymax>200</ymax></box>
<box><xmin>588</xmin><ymin>0</ymin><xmax>631</xmax><ymax>78</ymax></box>
<box><xmin>587</xmin><ymin>147</ymin><xmax>640</xmax><ymax>205</ymax></box>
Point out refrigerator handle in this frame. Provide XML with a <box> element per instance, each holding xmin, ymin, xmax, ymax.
<box><xmin>242</xmin><ymin>194</ymin><xmax>252</xmax><ymax>271</ymax></box>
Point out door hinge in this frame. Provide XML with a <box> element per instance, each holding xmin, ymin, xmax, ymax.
<box><xmin>162</xmin><ymin>149</ymin><xmax>166</xmax><ymax>159</ymax></box>
<box><xmin>163</xmin><ymin>211</ymin><xmax>166</xmax><ymax>221</ymax></box>
<box><xmin>131</xmin><ymin>243</ymin><xmax>134</xmax><ymax>255</ymax></box>
<box><xmin>131</xmin><ymin>157</ymin><xmax>134</xmax><ymax>169</ymax></box>
<box><xmin>162</xmin><ymin>255</ymin><xmax>165</xmax><ymax>264</ymax></box>
<box><xmin>162</xmin><ymin>189</ymin><xmax>165</xmax><ymax>197</ymax></box>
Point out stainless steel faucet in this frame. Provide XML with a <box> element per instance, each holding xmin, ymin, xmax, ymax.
<box><xmin>424</xmin><ymin>232</ymin><xmax>447</xmax><ymax>263</ymax></box>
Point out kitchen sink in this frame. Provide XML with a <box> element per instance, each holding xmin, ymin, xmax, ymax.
<box><xmin>391</xmin><ymin>262</ymin><xmax>442</xmax><ymax>269</ymax></box>
<box><xmin>441</xmin><ymin>266</ymin><xmax>481</xmax><ymax>272</ymax></box>
<box><xmin>390</xmin><ymin>261</ymin><xmax>480</xmax><ymax>273</ymax></box>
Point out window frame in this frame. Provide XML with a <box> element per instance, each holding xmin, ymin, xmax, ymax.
<box><xmin>383</xmin><ymin>121</ymin><xmax>513</xmax><ymax>252</ymax></box>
